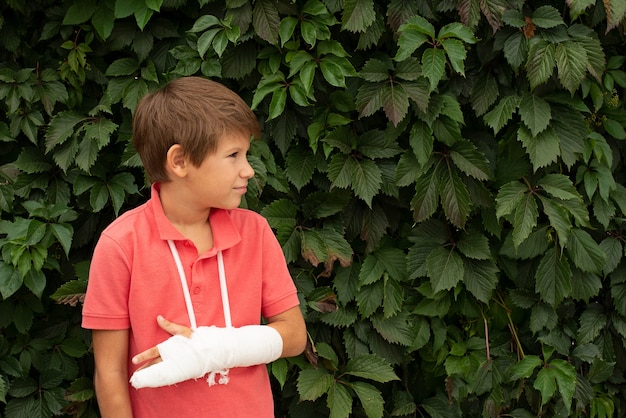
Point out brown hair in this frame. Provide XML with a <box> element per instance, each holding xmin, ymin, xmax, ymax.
<box><xmin>132</xmin><ymin>76</ymin><xmax>261</xmax><ymax>183</ymax></box>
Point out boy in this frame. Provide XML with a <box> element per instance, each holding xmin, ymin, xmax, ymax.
<box><xmin>82</xmin><ymin>76</ymin><xmax>307</xmax><ymax>418</ymax></box>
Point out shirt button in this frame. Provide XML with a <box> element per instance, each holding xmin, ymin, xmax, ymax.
<box><xmin>193</xmin><ymin>287</ymin><xmax>200</xmax><ymax>294</ymax></box>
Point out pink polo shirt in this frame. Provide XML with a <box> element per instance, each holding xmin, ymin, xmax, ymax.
<box><xmin>82</xmin><ymin>184</ymin><xmax>300</xmax><ymax>418</ymax></box>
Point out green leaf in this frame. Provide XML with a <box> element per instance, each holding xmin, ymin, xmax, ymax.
<box><xmin>395</xmin><ymin>16</ymin><xmax>432</xmax><ymax>61</ymax></box>
<box><xmin>449</xmin><ymin>140</ymin><xmax>491</xmax><ymax>181</ymax></box>
<box><xmin>92</xmin><ymin>2</ymin><xmax>115</xmax><ymax>39</ymax></box>
<box><xmin>509</xmin><ymin>355</ymin><xmax>542</xmax><ymax>380</ymax></box>
<box><xmin>503</xmin><ymin>32</ymin><xmax>527</xmax><ymax>70</ymax></box>
<box><xmin>539</xmin><ymin>197</ymin><xmax>571</xmax><ymax>246</ymax></box>
<box><xmin>457</xmin><ymin>230</ymin><xmax>491</xmax><ymax>260</ymax></box>
<box><xmin>49</xmin><ymin>223</ymin><xmax>73</xmax><ymax>257</ymax></box>
<box><xmin>532</xmin><ymin>6</ymin><xmax>564</xmax><ymax>28</ymax></box>
<box><xmin>421</xmin><ymin>48</ymin><xmax>446</xmax><ymax>91</ymax></box>
<box><xmin>328</xmin><ymin>382</ymin><xmax>353</xmax><ymax>418</ymax></box>
<box><xmin>344</xmin><ymin>354</ymin><xmax>399</xmax><ymax>382</ymax></box>
<box><xmin>351</xmin><ymin>381</ymin><xmax>384</xmax><ymax>418</ymax></box>
<box><xmin>349</xmin><ymin>158</ymin><xmax>382</xmax><ymax>207</ymax></box>
<box><xmin>63</xmin><ymin>0</ymin><xmax>97</xmax><ymax>24</ymax></box>
<box><xmin>380</xmin><ymin>83</ymin><xmax>409</xmax><ymax>126</ymax></box>
<box><xmin>411</xmin><ymin>170</ymin><xmax>439</xmax><ymax>223</ymax></box>
<box><xmin>409</xmin><ymin>120</ymin><xmax>433</xmax><ymax>167</ymax></box>
<box><xmin>519</xmin><ymin>95</ymin><xmax>551</xmax><ymax>136</ymax></box>
<box><xmin>470</xmin><ymin>73</ymin><xmax>498</xmax><ymax>116</ymax></box>
<box><xmin>342</xmin><ymin>0</ymin><xmax>376</xmax><ymax>33</ymax></box>
<box><xmin>517</xmin><ymin>125</ymin><xmax>560</xmax><ymax>171</ymax></box>
<box><xmin>548</xmin><ymin>359</ymin><xmax>577</xmax><ymax>412</ymax></box>
<box><xmin>566</xmin><ymin>229</ymin><xmax>606</xmax><ymax>274</ymax></box>
<box><xmin>577</xmin><ymin>304</ymin><xmax>607</xmax><ymax>344</ymax></box>
<box><xmin>555</xmin><ymin>41</ymin><xmax>588</xmax><ymax>94</ymax></box>
<box><xmin>45</xmin><ymin>111</ymin><xmax>85</xmax><ymax>152</ymax></box>
<box><xmin>0</xmin><ymin>262</ymin><xmax>22</xmax><ymax>299</ymax></box>
<box><xmin>252</xmin><ymin>0</ymin><xmax>280</xmax><ymax>45</ymax></box>
<box><xmin>463</xmin><ymin>259</ymin><xmax>499</xmax><ymax>303</ymax></box>
<box><xmin>538</xmin><ymin>174</ymin><xmax>580</xmax><ymax>200</ymax></box>
<box><xmin>512</xmin><ymin>191</ymin><xmax>539</xmax><ymax>249</ymax></box>
<box><xmin>440</xmin><ymin>38</ymin><xmax>467</xmax><ymax>76</ymax></box>
<box><xmin>297</xmin><ymin>368</ymin><xmax>334</xmax><ymax>401</ymax></box>
<box><xmin>483</xmin><ymin>95</ymin><xmax>520</xmax><ymax>134</ymax></box>
<box><xmin>440</xmin><ymin>166</ymin><xmax>471</xmax><ymax>228</ymax></box>
<box><xmin>495</xmin><ymin>181</ymin><xmax>527</xmax><ymax>219</ymax></box>
<box><xmin>426</xmin><ymin>247</ymin><xmax>464</xmax><ymax>292</ymax></box>
<box><xmin>535</xmin><ymin>246</ymin><xmax>572</xmax><ymax>306</ymax></box>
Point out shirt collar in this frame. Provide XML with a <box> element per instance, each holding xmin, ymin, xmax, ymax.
<box><xmin>148</xmin><ymin>183</ymin><xmax>241</xmax><ymax>253</ymax></box>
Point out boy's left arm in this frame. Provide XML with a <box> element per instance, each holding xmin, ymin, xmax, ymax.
<box><xmin>266</xmin><ymin>305</ymin><xmax>307</xmax><ymax>358</ymax></box>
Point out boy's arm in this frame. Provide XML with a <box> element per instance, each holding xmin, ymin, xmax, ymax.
<box><xmin>92</xmin><ymin>329</ymin><xmax>133</xmax><ymax>418</ymax></box>
<box><xmin>266</xmin><ymin>306</ymin><xmax>307</xmax><ymax>358</ymax></box>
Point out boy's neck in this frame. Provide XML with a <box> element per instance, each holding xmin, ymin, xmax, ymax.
<box><xmin>158</xmin><ymin>182</ymin><xmax>214</xmax><ymax>253</ymax></box>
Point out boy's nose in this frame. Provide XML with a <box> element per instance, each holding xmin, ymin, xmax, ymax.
<box><xmin>242</xmin><ymin>159</ymin><xmax>255</xmax><ymax>178</ymax></box>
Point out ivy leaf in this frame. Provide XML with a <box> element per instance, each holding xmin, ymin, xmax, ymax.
<box><xmin>409</xmin><ymin>120</ymin><xmax>434</xmax><ymax>167</ymax></box>
<box><xmin>301</xmin><ymin>227</ymin><xmax>353</xmax><ymax>275</ymax></box>
<box><xmin>356</xmin><ymin>82</ymin><xmax>384</xmax><ymax>119</ymax></box>
<box><xmin>328</xmin><ymin>382</ymin><xmax>353</xmax><ymax>418</ymax></box>
<box><xmin>285</xmin><ymin>145</ymin><xmax>316</xmax><ymax>190</ymax></box>
<box><xmin>539</xmin><ymin>197</ymin><xmax>571</xmax><ymax>246</ymax></box>
<box><xmin>422</xmin><ymin>48</ymin><xmax>446</xmax><ymax>91</ymax></box>
<box><xmin>470</xmin><ymin>73</ymin><xmax>498</xmax><ymax>116</ymax></box>
<box><xmin>63</xmin><ymin>0</ymin><xmax>97</xmax><ymax>24</ymax></box>
<box><xmin>441</xmin><ymin>38</ymin><xmax>467</xmax><ymax>76</ymax></box>
<box><xmin>0</xmin><ymin>262</ymin><xmax>22</xmax><ymax>299</ymax></box>
<box><xmin>45</xmin><ymin>111</ymin><xmax>85</xmax><ymax>152</ymax></box>
<box><xmin>395</xmin><ymin>16</ymin><xmax>433</xmax><ymax>61</ymax></box>
<box><xmin>483</xmin><ymin>95</ymin><xmax>520</xmax><ymax>134</ymax></box>
<box><xmin>297</xmin><ymin>368</ymin><xmax>334</xmax><ymax>401</ymax></box>
<box><xmin>555</xmin><ymin>41</ymin><xmax>588</xmax><ymax>94</ymax></box>
<box><xmin>536</xmin><ymin>66</ymin><xmax>568</xmax><ymax>113</ymax></box>
<box><xmin>351</xmin><ymin>381</ymin><xmax>384</xmax><ymax>418</ymax></box>
<box><xmin>531</xmin><ymin>6</ymin><xmax>565</xmax><ymax>28</ymax></box>
<box><xmin>440</xmin><ymin>166</ymin><xmax>471</xmax><ymax>229</ymax></box>
<box><xmin>577</xmin><ymin>304</ymin><xmax>606</xmax><ymax>344</ymax></box>
<box><xmin>535</xmin><ymin>246</ymin><xmax>572</xmax><ymax>306</ymax></box>
<box><xmin>426</xmin><ymin>247</ymin><xmax>464</xmax><ymax>292</ymax></box>
<box><xmin>449</xmin><ymin>140</ymin><xmax>491</xmax><ymax>181</ymax></box>
<box><xmin>342</xmin><ymin>0</ymin><xmax>376</xmax><ymax>33</ymax></box>
<box><xmin>495</xmin><ymin>181</ymin><xmax>527</xmax><ymax>219</ymax></box>
<box><xmin>503</xmin><ymin>32</ymin><xmax>527</xmax><ymax>70</ymax></box>
<box><xmin>519</xmin><ymin>95</ymin><xmax>551</xmax><ymax>136</ymax></box>
<box><xmin>349</xmin><ymin>158</ymin><xmax>382</xmax><ymax>207</ymax></box>
<box><xmin>344</xmin><ymin>354</ymin><xmax>399</xmax><ymax>382</ymax></box>
<box><xmin>260</xmin><ymin>199</ymin><xmax>297</xmax><ymax>231</ymax></box>
<box><xmin>381</xmin><ymin>83</ymin><xmax>409</xmax><ymax>126</ymax></box>
<box><xmin>508</xmin><ymin>355</ymin><xmax>542</xmax><ymax>380</ymax></box>
<box><xmin>517</xmin><ymin>125</ymin><xmax>560</xmax><ymax>171</ymax></box>
<box><xmin>538</xmin><ymin>174</ymin><xmax>580</xmax><ymax>200</ymax></box>
<box><xmin>253</xmin><ymin>0</ymin><xmax>280</xmax><ymax>45</ymax></box>
<box><xmin>411</xmin><ymin>170</ymin><xmax>439</xmax><ymax>223</ymax></box>
<box><xmin>457</xmin><ymin>230</ymin><xmax>491</xmax><ymax>260</ymax></box>
<box><xmin>360</xmin><ymin>58</ymin><xmax>392</xmax><ymax>82</ymax></box>
<box><xmin>463</xmin><ymin>259</ymin><xmax>499</xmax><ymax>303</ymax></box>
<box><xmin>566</xmin><ymin>229</ymin><xmax>606</xmax><ymax>274</ymax></box>
<box><xmin>512</xmin><ymin>191</ymin><xmax>539</xmax><ymax>249</ymax></box>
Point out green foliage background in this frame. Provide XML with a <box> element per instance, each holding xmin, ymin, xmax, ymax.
<box><xmin>1</xmin><ymin>0</ymin><xmax>626</xmax><ymax>416</ymax></box>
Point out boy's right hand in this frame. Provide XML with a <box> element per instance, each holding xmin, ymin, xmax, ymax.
<box><xmin>131</xmin><ymin>315</ymin><xmax>192</xmax><ymax>369</ymax></box>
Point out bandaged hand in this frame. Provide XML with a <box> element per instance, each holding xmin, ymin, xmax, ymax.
<box><xmin>129</xmin><ymin>325</ymin><xmax>283</xmax><ymax>389</ymax></box>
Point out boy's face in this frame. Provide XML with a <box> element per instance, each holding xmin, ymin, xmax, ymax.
<box><xmin>183</xmin><ymin>132</ymin><xmax>254</xmax><ymax>211</ymax></box>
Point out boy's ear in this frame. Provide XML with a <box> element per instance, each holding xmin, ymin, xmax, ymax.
<box><xmin>165</xmin><ymin>144</ymin><xmax>187</xmax><ymax>178</ymax></box>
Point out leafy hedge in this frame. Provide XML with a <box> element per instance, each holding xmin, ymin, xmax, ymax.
<box><xmin>1</xmin><ymin>0</ymin><xmax>626</xmax><ymax>417</ymax></box>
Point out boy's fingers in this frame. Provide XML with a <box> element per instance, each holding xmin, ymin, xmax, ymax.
<box><xmin>132</xmin><ymin>346</ymin><xmax>161</xmax><ymax>365</ymax></box>
<box><xmin>157</xmin><ymin>315</ymin><xmax>193</xmax><ymax>338</ymax></box>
